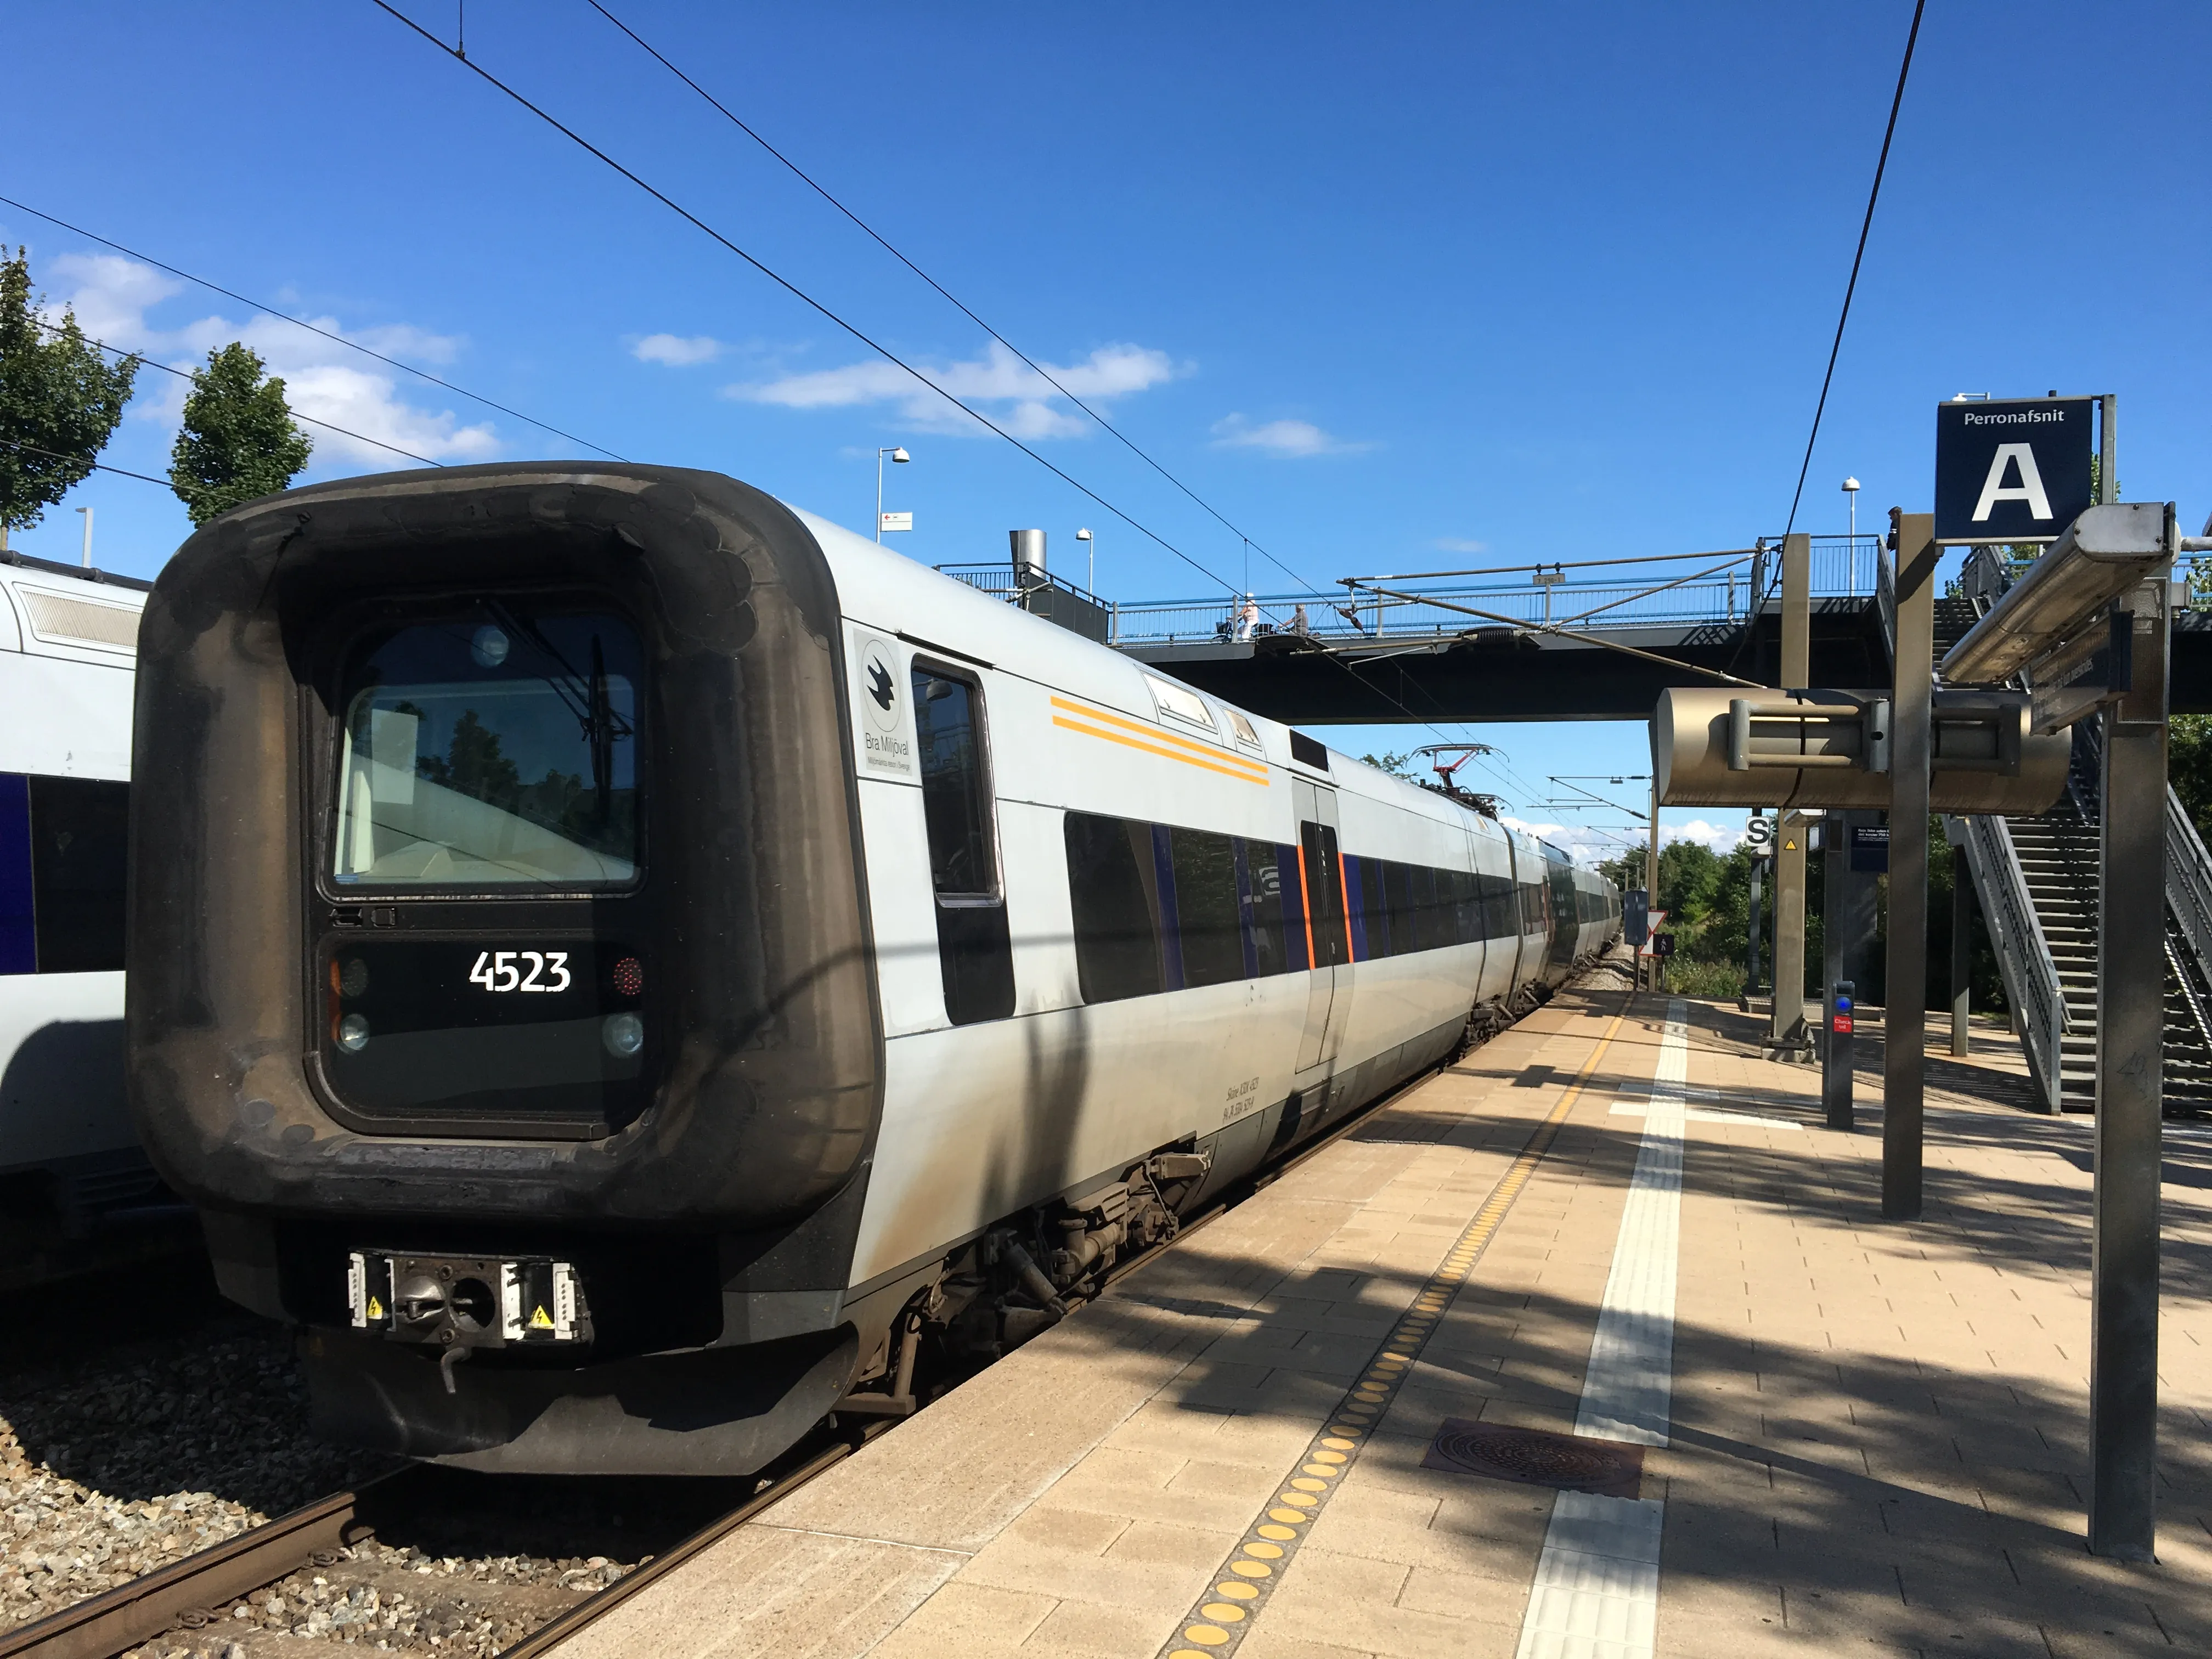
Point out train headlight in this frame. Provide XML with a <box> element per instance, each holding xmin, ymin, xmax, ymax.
<box><xmin>339</xmin><ymin>957</ymin><xmax>370</xmax><ymax>997</ymax></box>
<box><xmin>337</xmin><ymin>1013</ymin><xmax>371</xmax><ymax>1052</ymax></box>
<box><xmin>602</xmin><ymin>1012</ymin><xmax>644</xmax><ymax>1057</ymax></box>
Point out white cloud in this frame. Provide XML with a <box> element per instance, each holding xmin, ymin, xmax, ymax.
<box><xmin>38</xmin><ymin>252</ymin><xmax>495</xmax><ymax>469</ymax></box>
<box><xmin>1432</xmin><ymin>537</ymin><xmax>1488</xmax><ymax>554</ymax></box>
<box><xmin>1668</xmin><ymin>817</ymin><xmax>1747</xmax><ymax>854</ymax></box>
<box><xmin>1501</xmin><ymin>815</ymin><xmax>1746</xmax><ymax>867</ymax></box>
<box><xmin>632</xmin><ymin>332</ymin><xmax>723</xmax><ymax>367</ymax></box>
<box><xmin>1210</xmin><ymin>413</ymin><xmax>1372</xmax><ymax>458</ymax></box>
<box><xmin>728</xmin><ymin>340</ymin><xmax>1178</xmax><ymax>437</ymax></box>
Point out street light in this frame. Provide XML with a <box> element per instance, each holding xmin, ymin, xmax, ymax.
<box><xmin>1842</xmin><ymin>476</ymin><xmax>1860</xmax><ymax>541</ymax></box>
<box><xmin>875</xmin><ymin>446</ymin><xmax>910</xmax><ymax>544</ymax></box>
<box><xmin>1075</xmin><ymin>527</ymin><xmax>1093</xmax><ymax>594</ymax></box>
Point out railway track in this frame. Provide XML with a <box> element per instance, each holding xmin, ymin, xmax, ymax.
<box><xmin>4</xmin><ymin>955</ymin><xmax>1631</xmax><ymax>1659</ymax></box>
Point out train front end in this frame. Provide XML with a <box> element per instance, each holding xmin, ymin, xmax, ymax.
<box><xmin>127</xmin><ymin>464</ymin><xmax>882</xmax><ymax>1474</ymax></box>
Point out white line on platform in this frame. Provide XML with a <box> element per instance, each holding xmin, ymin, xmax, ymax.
<box><xmin>1610</xmin><ymin>1102</ymin><xmax>1803</xmax><ymax>1132</ymax></box>
<box><xmin>1514</xmin><ymin>1000</ymin><xmax>1687</xmax><ymax>1659</ymax></box>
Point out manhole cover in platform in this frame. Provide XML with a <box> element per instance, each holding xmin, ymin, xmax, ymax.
<box><xmin>1420</xmin><ymin>1418</ymin><xmax>1644</xmax><ymax>1498</ymax></box>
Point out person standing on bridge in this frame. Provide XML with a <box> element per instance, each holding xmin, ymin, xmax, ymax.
<box><xmin>1233</xmin><ymin>594</ymin><xmax>1260</xmax><ymax>641</ymax></box>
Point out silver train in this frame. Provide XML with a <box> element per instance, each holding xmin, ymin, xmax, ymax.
<box><xmin>0</xmin><ymin>552</ymin><xmax>171</xmax><ymax>1288</ymax></box>
<box><xmin>127</xmin><ymin>464</ymin><xmax>1620</xmax><ymax>1474</ymax></box>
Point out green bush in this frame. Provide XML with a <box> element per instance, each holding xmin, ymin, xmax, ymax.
<box><xmin>1660</xmin><ymin>957</ymin><xmax>1746</xmax><ymax>1001</ymax></box>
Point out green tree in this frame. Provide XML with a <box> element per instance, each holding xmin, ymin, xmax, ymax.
<box><xmin>168</xmin><ymin>342</ymin><xmax>312</xmax><ymax>526</ymax></box>
<box><xmin>2170</xmin><ymin>718</ymin><xmax>2212</xmax><ymax>844</ymax></box>
<box><xmin>0</xmin><ymin>247</ymin><xmax>140</xmax><ymax>549</ymax></box>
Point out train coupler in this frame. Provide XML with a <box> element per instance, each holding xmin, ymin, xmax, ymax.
<box><xmin>347</xmin><ymin>1250</ymin><xmax>593</xmax><ymax>1349</ymax></box>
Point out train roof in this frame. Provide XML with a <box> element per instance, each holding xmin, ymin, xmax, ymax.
<box><xmin>794</xmin><ymin>506</ymin><xmax>1564</xmax><ymax>861</ymax></box>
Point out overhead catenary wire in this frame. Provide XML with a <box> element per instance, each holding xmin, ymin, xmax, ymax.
<box><xmin>35</xmin><ymin>318</ymin><xmax>444</xmax><ymax>468</ymax></box>
<box><xmin>0</xmin><ymin>433</ymin><xmax>173</xmax><ymax>490</ymax></box>
<box><xmin>578</xmin><ymin>0</ymin><xmax>1322</xmax><ymax>597</ymax></box>
<box><xmin>0</xmin><ymin>192</ymin><xmax>627</xmax><ymax>462</ymax></box>
<box><xmin>1779</xmin><ymin>0</ymin><xmax>1927</xmax><ymax>538</ymax></box>
<box><xmin>369</xmin><ymin>0</ymin><xmax>1254</xmax><ymax>601</ymax></box>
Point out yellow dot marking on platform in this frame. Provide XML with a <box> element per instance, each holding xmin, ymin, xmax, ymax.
<box><xmin>1148</xmin><ymin>992</ymin><xmax>1634</xmax><ymax>1659</ymax></box>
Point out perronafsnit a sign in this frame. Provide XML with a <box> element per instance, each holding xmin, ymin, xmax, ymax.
<box><xmin>1934</xmin><ymin>397</ymin><xmax>2095</xmax><ymax>545</ymax></box>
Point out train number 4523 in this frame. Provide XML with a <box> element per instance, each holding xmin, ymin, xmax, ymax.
<box><xmin>470</xmin><ymin>950</ymin><xmax>572</xmax><ymax>994</ymax></box>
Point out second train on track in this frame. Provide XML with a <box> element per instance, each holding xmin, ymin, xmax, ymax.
<box><xmin>126</xmin><ymin>464</ymin><xmax>1620</xmax><ymax>1474</ymax></box>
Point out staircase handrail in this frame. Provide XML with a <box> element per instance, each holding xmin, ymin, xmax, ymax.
<box><xmin>2164</xmin><ymin>791</ymin><xmax>2212</xmax><ymax>1043</ymax></box>
<box><xmin>2066</xmin><ymin>715</ymin><xmax>2212</xmax><ymax>1062</ymax></box>
<box><xmin>1950</xmin><ymin>811</ymin><xmax>2067</xmax><ymax>1114</ymax></box>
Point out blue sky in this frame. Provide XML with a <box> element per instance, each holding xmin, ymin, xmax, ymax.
<box><xmin>7</xmin><ymin>2</ymin><xmax>2208</xmax><ymax>864</ymax></box>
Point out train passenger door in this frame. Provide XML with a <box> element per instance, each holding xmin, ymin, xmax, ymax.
<box><xmin>1293</xmin><ymin>780</ymin><xmax>1351</xmax><ymax>1077</ymax></box>
<box><xmin>911</xmin><ymin>659</ymin><xmax>1015</xmax><ymax>1025</ymax></box>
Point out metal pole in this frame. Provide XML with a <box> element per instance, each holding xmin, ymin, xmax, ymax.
<box><xmin>2088</xmin><ymin>571</ymin><xmax>2169</xmax><ymax>1561</ymax></box>
<box><xmin>876</xmin><ymin>449</ymin><xmax>885</xmax><ymax>544</ymax></box>
<box><xmin>1769</xmin><ymin>533</ymin><xmax>1812</xmax><ymax>1053</ymax></box>
<box><xmin>76</xmin><ymin>505</ymin><xmax>93</xmax><ymax>568</ymax></box>
<box><xmin>1747</xmin><ymin>843</ymin><xmax>1764</xmax><ymax>998</ymax></box>
<box><xmin>1648</xmin><ymin>772</ymin><xmax>1662</xmax><ymax>994</ymax></box>
<box><xmin>1823</xmin><ymin>812</ymin><xmax>1852</xmax><ymax>1128</ymax></box>
<box><xmin>1883</xmin><ymin>510</ymin><xmax>1937</xmax><ymax>1221</ymax></box>
<box><xmin>2101</xmin><ymin>395</ymin><xmax>2118</xmax><ymax>506</ymax></box>
<box><xmin>1950</xmin><ymin>843</ymin><xmax>1973</xmax><ymax>1057</ymax></box>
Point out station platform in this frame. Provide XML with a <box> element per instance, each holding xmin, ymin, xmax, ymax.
<box><xmin>550</xmin><ymin>984</ymin><xmax>2212</xmax><ymax>1659</ymax></box>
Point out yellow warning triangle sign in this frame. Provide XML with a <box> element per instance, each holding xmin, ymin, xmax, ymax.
<box><xmin>1784</xmin><ymin>838</ymin><xmax>1798</xmax><ymax>850</ymax></box>
<box><xmin>365</xmin><ymin>1295</ymin><xmax>383</xmax><ymax>1321</ymax></box>
<box><xmin>529</xmin><ymin>1305</ymin><xmax>555</xmax><ymax>1330</ymax></box>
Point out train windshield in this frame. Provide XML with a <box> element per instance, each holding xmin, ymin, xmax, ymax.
<box><xmin>331</xmin><ymin>608</ymin><xmax>642</xmax><ymax>888</ymax></box>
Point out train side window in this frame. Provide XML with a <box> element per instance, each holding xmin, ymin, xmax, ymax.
<box><xmin>1236</xmin><ymin>839</ymin><xmax>1290</xmax><ymax>977</ymax></box>
<box><xmin>1353</xmin><ymin>855</ymin><xmax>1391</xmax><ymax>960</ymax></box>
<box><xmin>1383</xmin><ymin>861</ymin><xmax>1412</xmax><ymax>956</ymax></box>
<box><xmin>20</xmin><ymin>775</ymin><xmax>128</xmax><ymax>974</ymax></box>
<box><xmin>1065</xmin><ymin>811</ymin><xmax>1164</xmax><ymax>1003</ymax></box>
<box><xmin>1299</xmin><ymin>821</ymin><xmax>1347</xmax><ymax>967</ymax></box>
<box><xmin>913</xmin><ymin>665</ymin><xmax>1014</xmax><ymax>1024</ymax></box>
<box><xmin>1445</xmin><ymin>868</ymin><xmax>1473</xmax><ymax>946</ymax></box>
<box><xmin>1170</xmin><ymin>828</ymin><xmax>1243</xmax><ymax>989</ymax></box>
<box><xmin>1274</xmin><ymin>840</ymin><xmax>1311</xmax><ymax>971</ymax></box>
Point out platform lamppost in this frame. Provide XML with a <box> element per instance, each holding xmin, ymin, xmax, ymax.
<box><xmin>1075</xmin><ymin>527</ymin><xmax>1093</xmax><ymax>594</ymax></box>
<box><xmin>876</xmin><ymin>446</ymin><xmax>910</xmax><ymax>544</ymax></box>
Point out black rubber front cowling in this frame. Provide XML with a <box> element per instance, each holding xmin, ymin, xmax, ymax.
<box><xmin>126</xmin><ymin>464</ymin><xmax>883</xmax><ymax>1231</ymax></box>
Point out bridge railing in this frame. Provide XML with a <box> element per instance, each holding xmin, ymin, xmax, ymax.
<box><xmin>1061</xmin><ymin>534</ymin><xmax>1887</xmax><ymax>647</ymax></box>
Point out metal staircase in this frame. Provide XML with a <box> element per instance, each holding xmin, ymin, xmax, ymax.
<box><xmin>1943</xmin><ymin>548</ymin><xmax>2212</xmax><ymax>1114</ymax></box>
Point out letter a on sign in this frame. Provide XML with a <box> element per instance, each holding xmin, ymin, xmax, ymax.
<box><xmin>1971</xmin><ymin>443</ymin><xmax>2055</xmax><ymax>524</ymax></box>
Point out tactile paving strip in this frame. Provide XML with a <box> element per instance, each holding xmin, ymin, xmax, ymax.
<box><xmin>1155</xmin><ymin>995</ymin><xmax>1635</xmax><ymax>1658</ymax></box>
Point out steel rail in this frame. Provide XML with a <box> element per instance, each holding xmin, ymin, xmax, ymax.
<box><xmin>489</xmin><ymin>1429</ymin><xmax>887</xmax><ymax>1659</ymax></box>
<box><xmin>0</xmin><ymin>1473</ymin><xmax>415</xmax><ymax>1659</ymax></box>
